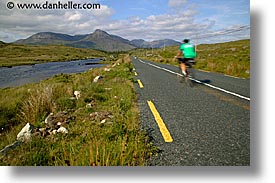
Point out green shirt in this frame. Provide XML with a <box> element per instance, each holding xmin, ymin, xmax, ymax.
<box><xmin>180</xmin><ymin>43</ymin><xmax>197</xmax><ymax>58</ymax></box>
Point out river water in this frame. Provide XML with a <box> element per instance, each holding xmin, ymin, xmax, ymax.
<box><xmin>0</xmin><ymin>59</ymin><xmax>105</xmax><ymax>88</ymax></box>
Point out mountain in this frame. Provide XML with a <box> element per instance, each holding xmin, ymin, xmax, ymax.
<box><xmin>15</xmin><ymin>32</ymin><xmax>87</xmax><ymax>46</ymax></box>
<box><xmin>80</xmin><ymin>29</ymin><xmax>136</xmax><ymax>51</ymax></box>
<box><xmin>14</xmin><ymin>30</ymin><xmax>180</xmax><ymax>52</ymax></box>
<box><xmin>130</xmin><ymin>39</ymin><xmax>147</xmax><ymax>48</ymax></box>
<box><xmin>15</xmin><ymin>30</ymin><xmax>136</xmax><ymax>52</ymax></box>
<box><xmin>130</xmin><ymin>39</ymin><xmax>180</xmax><ymax>48</ymax></box>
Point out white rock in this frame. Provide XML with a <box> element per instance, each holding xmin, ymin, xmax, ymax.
<box><xmin>104</xmin><ymin>68</ymin><xmax>111</xmax><ymax>72</ymax></box>
<box><xmin>45</xmin><ymin>113</ymin><xmax>54</xmax><ymax>124</ymax></box>
<box><xmin>93</xmin><ymin>76</ymin><xmax>103</xmax><ymax>83</ymax></box>
<box><xmin>57</xmin><ymin>127</ymin><xmax>68</xmax><ymax>134</ymax></box>
<box><xmin>86</xmin><ymin>103</ymin><xmax>92</xmax><ymax>108</ymax></box>
<box><xmin>74</xmin><ymin>90</ymin><xmax>81</xmax><ymax>100</ymax></box>
<box><xmin>39</xmin><ymin>128</ymin><xmax>46</xmax><ymax>132</ymax></box>
<box><xmin>17</xmin><ymin>123</ymin><xmax>34</xmax><ymax>142</ymax></box>
<box><xmin>51</xmin><ymin>130</ymin><xmax>57</xmax><ymax>135</ymax></box>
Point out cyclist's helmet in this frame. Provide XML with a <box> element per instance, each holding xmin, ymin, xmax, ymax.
<box><xmin>183</xmin><ymin>39</ymin><xmax>190</xmax><ymax>43</ymax></box>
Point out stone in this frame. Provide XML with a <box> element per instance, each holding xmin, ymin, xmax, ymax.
<box><xmin>51</xmin><ymin>129</ymin><xmax>57</xmax><ymax>135</ymax></box>
<box><xmin>44</xmin><ymin>111</ymin><xmax>74</xmax><ymax>128</ymax></box>
<box><xmin>86</xmin><ymin>103</ymin><xmax>92</xmax><ymax>108</ymax></box>
<box><xmin>0</xmin><ymin>141</ymin><xmax>21</xmax><ymax>154</ymax></box>
<box><xmin>74</xmin><ymin>90</ymin><xmax>81</xmax><ymax>100</ymax></box>
<box><xmin>45</xmin><ymin>113</ymin><xmax>54</xmax><ymax>126</ymax></box>
<box><xmin>93</xmin><ymin>76</ymin><xmax>103</xmax><ymax>83</ymax></box>
<box><xmin>57</xmin><ymin>127</ymin><xmax>68</xmax><ymax>134</ymax></box>
<box><xmin>89</xmin><ymin>111</ymin><xmax>114</xmax><ymax>122</ymax></box>
<box><xmin>17</xmin><ymin>123</ymin><xmax>35</xmax><ymax>142</ymax></box>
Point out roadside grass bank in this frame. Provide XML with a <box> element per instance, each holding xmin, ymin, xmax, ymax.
<box><xmin>0</xmin><ymin>43</ymin><xmax>107</xmax><ymax>67</ymax></box>
<box><xmin>131</xmin><ymin>39</ymin><xmax>250</xmax><ymax>78</ymax></box>
<box><xmin>0</xmin><ymin>55</ymin><xmax>156</xmax><ymax>166</ymax></box>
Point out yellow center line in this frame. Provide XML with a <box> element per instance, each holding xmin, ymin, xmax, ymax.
<box><xmin>147</xmin><ymin>100</ymin><xmax>173</xmax><ymax>143</ymax></box>
<box><xmin>137</xmin><ymin>79</ymin><xmax>144</xmax><ymax>88</ymax></box>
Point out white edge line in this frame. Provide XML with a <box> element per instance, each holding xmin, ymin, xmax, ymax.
<box><xmin>138</xmin><ymin>60</ymin><xmax>250</xmax><ymax>101</ymax></box>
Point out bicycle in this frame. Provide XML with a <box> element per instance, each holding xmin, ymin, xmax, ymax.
<box><xmin>177</xmin><ymin>58</ymin><xmax>196</xmax><ymax>87</ymax></box>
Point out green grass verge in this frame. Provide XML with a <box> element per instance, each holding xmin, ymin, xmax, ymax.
<box><xmin>0</xmin><ymin>55</ymin><xmax>157</xmax><ymax>166</ymax></box>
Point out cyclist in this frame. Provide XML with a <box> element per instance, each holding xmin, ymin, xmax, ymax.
<box><xmin>174</xmin><ymin>39</ymin><xmax>197</xmax><ymax>77</ymax></box>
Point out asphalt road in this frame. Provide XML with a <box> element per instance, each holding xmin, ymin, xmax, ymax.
<box><xmin>132</xmin><ymin>57</ymin><xmax>250</xmax><ymax>166</ymax></box>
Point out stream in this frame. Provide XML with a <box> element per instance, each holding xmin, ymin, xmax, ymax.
<box><xmin>0</xmin><ymin>58</ymin><xmax>105</xmax><ymax>88</ymax></box>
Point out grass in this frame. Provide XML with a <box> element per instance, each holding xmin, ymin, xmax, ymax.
<box><xmin>0</xmin><ymin>55</ymin><xmax>157</xmax><ymax>166</ymax></box>
<box><xmin>131</xmin><ymin>39</ymin><xmax>250</xmax><ymax>78</ymax></box>
<box><xmin>0</xmin><ymin>39</ymin><xmax>250</xmax><ymax>165</ymax></box>
<box><xmin>0</xmin><ymin>43</ymin><xmax>107</xmax><ymax>67</ymax></box>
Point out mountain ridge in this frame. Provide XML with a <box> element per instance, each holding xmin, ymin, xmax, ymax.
<box><xmin>14</xmin><ymin>30</ymin><xmax>181</xmax><ymax>52</ymax></box>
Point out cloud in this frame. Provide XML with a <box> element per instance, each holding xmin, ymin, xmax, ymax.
<box><xmin>0</xmin><ymin>0</ymin><xmax>249</xmax><ymax>44</ymax></box>
<box><xmin>168</xmin><ymin>0</ymin><xmax>187</xmax><ymax>7</ymax></box>
<box><xmin>67</xmin><ymin>12</ymin><xmax>82</xmax><ymax>21</ymax></box>
<box><xmin>100</xmin><ymin>5</ymin><xmax>210</xmax><ymax>41</ymax></box>
<box><xmin>0</xmin><ymin>0</ymin><xmax>114</xmax><ymax>41</ymax></box>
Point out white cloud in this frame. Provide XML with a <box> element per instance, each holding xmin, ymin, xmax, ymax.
<box><xmin>0</xmin><ymin>0</ymin><xmax>114</xmax><ymax>41</ymax></box>
<box><xmin>67</xmin><ymin>12</ymin><xmax>82</xmax><ymax>21</ymax></box>
<box><xmin>91</xmin><ymin>5</ymin><xmax>114</xmax><ymax>18</ymax></box>
<box><xmin>168</xmin><ymin>0</ymin><xmax>187</xmax><ymax>7</ymax></box>
<box><xmin>102</xmin><ymin>7</ymin><xmax>206</xmax><ymax>42</ymax></box>
<box><xmin>0</xmin><ymin>0</ymin><xmax>249</xmax><ymax>44</ymax></box>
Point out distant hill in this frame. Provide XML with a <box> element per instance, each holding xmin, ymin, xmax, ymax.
<box><xmin>130</xmin><ymin>39</ymin><xmax>180</xmax><ymax>48</ymax></box>
<box><xmin>14</xmin><ymin>30</ymin><xmax>180</xmax><ymax>52</ymax></box>
<box><xmin>0</xmin><ymin>41</ymin><xmax>6</xmax><ymax>46</ymax></box>
<box><xmin>15</xmin><ymin>32</ymin><xmax>85</xmax><ymax>46</ymax></box>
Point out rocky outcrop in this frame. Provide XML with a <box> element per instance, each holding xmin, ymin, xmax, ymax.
<box><xmin>89</xmin><ymin>111</ymin><xmax>114</xmax><ymax>124</ymax></box>
<box><xmin>0</xmin><ymin>111</ymin><xmax>74</xmax><ymax>155</ymax></box>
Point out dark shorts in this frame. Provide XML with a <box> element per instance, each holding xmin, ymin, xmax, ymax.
<box><xmin>177</xmin><ymin>58</ymin><xmax>196</xmax><ymax>67</ymax></box>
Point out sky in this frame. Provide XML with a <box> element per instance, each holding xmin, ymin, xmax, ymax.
<box><xmin>0</xmin><ymin>0</ymin><xmax>250</xmax><ymax>44</ymax></box>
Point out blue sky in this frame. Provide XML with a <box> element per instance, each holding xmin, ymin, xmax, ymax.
<box><xmin>0</xmin><ymin>0</ymin><xmax>250</xmax><ymax>44</ymax></box>
<box><xmin>102</xmin><ymin>0</ymin><xmax>249</xmax><ymax>25</ymax></box>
